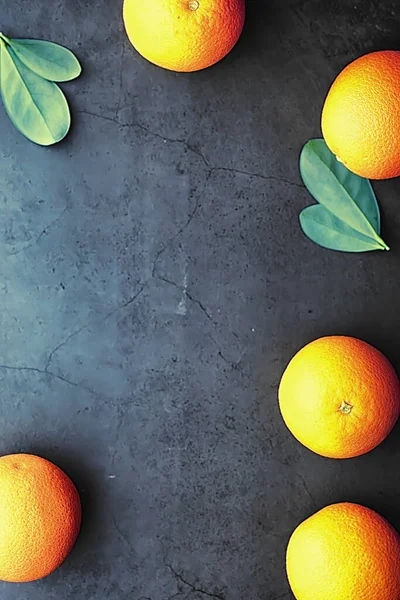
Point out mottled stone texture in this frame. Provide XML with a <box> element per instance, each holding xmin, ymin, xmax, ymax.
<box><xmin>1</xmin><ymin>0</ymin><xmax>400</xmax><ymax>598</ymax></box>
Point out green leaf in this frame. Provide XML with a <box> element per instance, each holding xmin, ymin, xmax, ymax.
<box><xmin>299</xmin><ymin>139</ymin><xmax>389</xmax><ymax>252</ymax></box>
<box><xmin>1</xmin><ymin>34</ymin><xmax>81</xmax><ymax>82</ymax></box>
<box><xmin>0</xmin><ymin>40</ymin><xmax>70</xmax><ymax>145</ymax></box>
<box><xmin>300</xmin><ymin>205</ymin><xmax>385</xmax><ymax>252</ymax></box>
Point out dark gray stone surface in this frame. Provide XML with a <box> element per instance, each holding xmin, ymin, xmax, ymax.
<box><xmin>1</xmin><ymin>0</ymin><xmax>400</xmax><ymax>598</ymax></box>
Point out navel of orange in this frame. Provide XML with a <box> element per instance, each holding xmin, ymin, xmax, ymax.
<box><xmin>123</xmin><ymin>0</ymin><xmax>246</xmax><ymax>72</ymax></box>
<box><xmin>279</xmin><ymin>336</ymin><xmax>400</xmax><ymax>458</ymax></box>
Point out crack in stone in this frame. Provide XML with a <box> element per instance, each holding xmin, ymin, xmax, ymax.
<box><xmin>151</xmin><ymin>193</ymin><xmax>201</xmax><ymax>279</ymax></box>
<box><xmin>296</xmin><ymin>472</ymin><xmax>315</xmax><ymax>505</ymax></box>
<box><xmin>167</xmin><ymin>564</ymin><xmax>224</xmax><ymax>600</ymax></box>
<box><xmin>185</xmin><ymin>290</ymin><xmax>213</xmax><ymax>322</ymax></box>
<box><xmin>112</xmin><ymin>516</ymin><xmax>134</xmax><ymax>553</ymax></box>
<box><xmin>26</xmin><ymin>109</ymin><xmax>287</xmax><ymax>394</ymax></box>
<box><xmin>45</xmin><ymin>323</ymin><xmax>91</xmax><ymax>373</ymax></box>
<box><xmin>210</xmin><ymin>338</ymin><xmax>235</xmax><ymax>368</ymax></box>
<box><xmin>77</xmin><ymin>110</ymin><xmax>302</xmax><ymax>188</ymax></box>
<box><xmin>167</xmin><ymin>594</ymin><xmax>181</xmax><ymax>600</ymax></box>
<box><xmin>35</xmin><ymin>207</ymin><xmax>69</xmax><ymax>245</ymax></box>
<box><xmin>77</xmin><ymin>112</ymin><xmax>301</xmax><ymax>336</ymax></box>
<box><xmin>45</xmin><ymin>282</ymin><xmax>148</xmax><ymax>372</ymax></box>
<box><xmin>0</xmin><ymin>283</ymin><xmax>148</xmax><ymax>401</ymax></box>
<box><xmin>9</xmin><ymin>207</ymin><xmax>69</xmax><ymax>256</ymax></box>
<box><xmin>151</xmin><ymin>170</ymin><xmax>212</xmax><ymax>288</ymax></box>
<box><xmin>0</xmin><ymin>364</ymin><xmax>100</xmax><ymax>396</ymax></box>
<box><xmin>157</xmin><ymin>275</ymin><xmax>213</xmax><ymax>322</ymax></box>
<box><xmin>78</xmin><ymin>110</ymin><xmax>120</xmax><ymax>125</ymax></box>
<box><xmin>208</xmin><ymin>336</ymin><xmax>252</xmax><ymax>384</ymax></box>
<box><xmin>211</xmin><ymin>165</ymin><xmax>303</xmax><ymax>188</ymax></box>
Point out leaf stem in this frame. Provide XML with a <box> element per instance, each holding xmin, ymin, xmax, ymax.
<box><xmin>0</xmin><ymin>33</ymin><xmax>10</xmax><ymax>44</ymax></box>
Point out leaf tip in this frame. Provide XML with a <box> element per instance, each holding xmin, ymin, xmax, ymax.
<box><xmin>378</xmin><ymin>237</ymin><xmax>390</xmax><ymax>251</ymax></box>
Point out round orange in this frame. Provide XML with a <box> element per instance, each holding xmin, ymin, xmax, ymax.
<box><xmin>322</xmin><ymin>50</ymin><xmax>400</xmax><ymax>179</ymax></box>
<box><xmin>278</xmin><ymin>336</ymin><xmax>400</xmax><ymax>458</ymax></box>
<box><xmin>123</xmin><ymin>0</ymin><xmax>246</xmax><ymax>72</ymax></box>
<box><xmin>287</xmin><ymin>502</ymin><xmax>400</xmax><ymax>600</ymax></box>
<box><xmin>0</xmin><ymin>454</ymin><xmax>81</xmax><ymax>582</ymax></box>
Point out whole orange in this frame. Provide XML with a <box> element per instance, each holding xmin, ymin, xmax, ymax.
<box><xmin>123</xmin><ymin>0</ymin><xmax>246</xmax><ymax>72</ymax></box>
<box><xmin>278</xmin><ymin>336</ymin><xmax>400</xmax><ymax>458</ymax></box>
<box><xmin>0</xmin><ymin>454</ymin><xmax>81</xmax><ymax>582</ymax></box>
<box><xmin>322</xmin><ymin>51</ymin><xmax>400</xmax><ymax>179</ymax></box>
<box><xmin>286</xmin><ymin>503</ymin><xmax>400</xmax><ymax>600</ymax></box>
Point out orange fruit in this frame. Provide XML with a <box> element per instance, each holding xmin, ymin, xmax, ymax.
<box><xmin>278</xmin><ymin>336</ymin><xmax>400</xmax><ymax>458</ymax></box>
<box><xmin>0</xmin><ymin>454</ymin><xmax>81</xmax><ymax>582</ymax></box>
<box><xmin>123</xmin><ymin>0</ymin><xmax>246</xmax><ymax>72</ymax></box>
<box><xmin>321</xmin><ymin>50</ymin><xmax>400</xmax><ymax>179</ymax></box>
<box><xmin>286</xmin><ymin>502</ymin><xmax>400</xmax><ymax>600</ymax></box>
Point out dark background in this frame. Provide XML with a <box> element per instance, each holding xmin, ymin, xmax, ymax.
<box><xmin>1</xmin><ymin>0</ymin><xmax>400</xmax><ymax>598</ymax></box>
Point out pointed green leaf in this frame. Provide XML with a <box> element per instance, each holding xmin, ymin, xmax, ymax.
<box><xmin>300</xmin><ymin>205</ymin><xmax>386</xmax><ymax>252</ymax></box>
<box><xmin>3</xmin><ymin>35</ymin><xmax>81</xmax><ymax>82</ymax></box>
<box><xmin>300</xmin><ymin>139</ymin><xmax>384</xmax><ymax>245</ymax></box>
<box><xmin>0</xmin><ymin>40</ymin><xmax>70</xmax><ymax>145</ymax></box>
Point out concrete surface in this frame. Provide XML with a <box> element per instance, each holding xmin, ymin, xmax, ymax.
<box><xmin>1</xmin><ymin>0</ymin><xmax>400</xmax><ymax>598</ymax></box>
